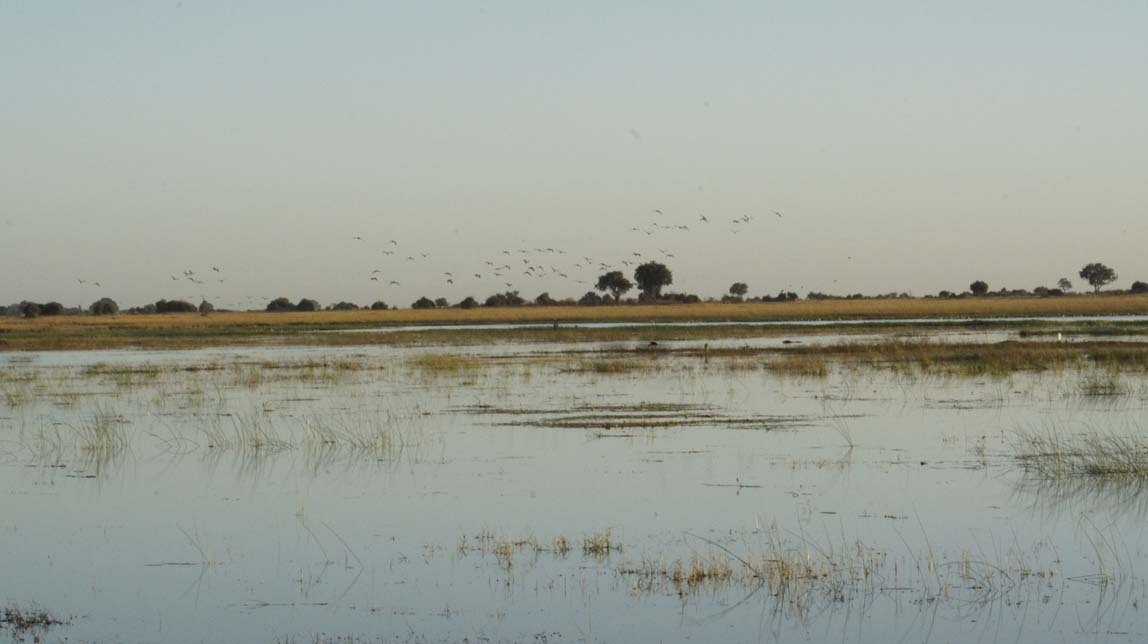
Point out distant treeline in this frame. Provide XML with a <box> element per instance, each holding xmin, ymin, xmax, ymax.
<box><xmin>5</xmin><ymin>262</ymin><xmax>1147</xmax><ymax>317</ymax></box>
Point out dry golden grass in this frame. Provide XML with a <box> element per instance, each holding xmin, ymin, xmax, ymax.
<box><xmin>2</xmin><ymin>295</ymin><xmax>1147</xmax><ymax>351</ymax></box>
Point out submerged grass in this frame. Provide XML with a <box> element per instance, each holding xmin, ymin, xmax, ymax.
<box><xmin>1012</xmin><ymin>424</ymin><xmax>1148</xmax><ymax>479</ymax></box>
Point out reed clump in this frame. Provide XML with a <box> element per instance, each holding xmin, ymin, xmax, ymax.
<box><xmin>406</xmin><ymin>353</ymin><xmax>484</xmax><ymax>376</ymax></box>
<box><xmin>1</xmin><ymin>604</ymin><xmax>67</xmax><ymax>630</ymax></box>
<box><xmin>1013</xmin><ymin>424</ymin><xmax>1148</xmax><ymax>479</ymax></box>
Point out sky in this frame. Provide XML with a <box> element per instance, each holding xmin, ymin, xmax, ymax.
<box><xmin>2</xmin><ymin>1</ymin><xmax>1146</xmax><ymax>310</ymax></box>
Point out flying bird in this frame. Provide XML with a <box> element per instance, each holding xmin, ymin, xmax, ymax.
<box><xmin>388</xmin><ymin>280</ymin><xmax>401</xmax><ymax>286</ymax></box>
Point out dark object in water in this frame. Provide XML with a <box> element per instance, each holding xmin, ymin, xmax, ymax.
<box><xmin>782</xmin><ymin>339</ymin><xmax>802</xmax><ymax>345</ymax></box>
<box><xmin>648</xmin><ymin>341</ymin><xmax>659</xmax><ymax>347</ymax></box>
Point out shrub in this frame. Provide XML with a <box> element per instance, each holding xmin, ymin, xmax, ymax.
<box><xmin>535</xmin><ymin>292</ymin><xmax>557</xmax><ymax>306</ymax></box>
<box><xmin>20</xmin><ymin>302</ymin><xmax>41</xmax><ymax>318</ymax></box>
<box><xmin>266</xmin><ymin>297</ymin><xmax>294</xmax><ymax>312</ymax></box>
<box><xmin>89</xmin><ymin>298</ymin><xmax>119</xmax><ymax>315</ymax></box>
<box><xmin>155</xmin><ymin>299</ymin><xmax>197</xmax><ymax>313</ymax></box>
<box><xmin>1131</xmin><ymin>281</ymin><xmax>1148</xmax><ymax>294</ymax></box>
<box><xmin>411</xmin><ymin>297</ymin><xmax>437</xmax><ymax>309</ymax></box>
<box><xmin>970</xmin><ymin>280</ymin><xmax>989</xmax><ymax>296</ymax></box>
<box><xmin>434</xmin><ymin>297</ymin><xmax>449</xmax><ymax>308</ymax></box>
<box><xmin>578</xmin><ymin>291</ymin><xmax>604</xmax><ymax>306</ymax></box>
<box><xmin>41</xmin><ymin>301</ymin><xmax>64</xmax><ymax>316</ymax></box>
<box><xmin>458</xmin><ymin>296</ymin><xmax>479</xmax><ymax>309</ymax></box>
<box><xmin>329</xmin><ymin>301</ymin><xmax>359</xmax><ymax>311</ymax></box>
<box><xmin>484</xmin><ymin>291</ymin><xmax>525</xmax><ymax>307</ymax></box>
<box><xmin>198</xmin><ymin>300</ymin><xmax>215</xmax><ymax>314</ymax></box>
<box><xmin>370</xmin><ymin>300</ymin><xmax>389</xmax><ymax>310</ymax></box>
<box><xmin>295</xmin><ymin>298</ymin><xmax>320</xmax><ymax>312</ymax></box>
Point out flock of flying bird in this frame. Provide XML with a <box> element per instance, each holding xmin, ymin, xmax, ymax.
<box><xmin>69</xmin><ymin>208</ymin><xmax>792</xmax><ymax>308</ymax></box>
<box><xmin>347</xmin><ymin>208</ymin><xmax>786</xmax><ymax>298</ymax></box>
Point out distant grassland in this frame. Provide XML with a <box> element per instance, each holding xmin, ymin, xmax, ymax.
<box><xmin>2</xmin><ymin>295</ymin><xmax>1148</xmax><ymax>352</ymax></box>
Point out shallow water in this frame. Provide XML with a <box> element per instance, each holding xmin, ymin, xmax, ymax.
<box><xmin>2</xmin><ymin>333</ymin><xmax>1147</xmax><ymax>643</ymax></box>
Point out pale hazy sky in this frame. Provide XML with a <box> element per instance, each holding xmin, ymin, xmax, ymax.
<box><xmin>2</xmin><ymin>2</ymin><xmax>1146</xmax><ymax>309</ymax></box>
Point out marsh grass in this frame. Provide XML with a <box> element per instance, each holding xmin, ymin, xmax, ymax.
<box><xmin>229</xmin><ymin>409</ymin><xmax>291</xmax><ymax>453</ymax></box>
<box><xmin>72</xmin><ymin>404</ymin><xmax>128</xmax><ymax>455</ymax></box>
<box><xmin>0</xmin><ymin>604</ymin><xmax>67</xmax><ymax>631</ymax></box>
<box><xmin>460</xmin><ymin>529</ymin><xmax>620</xmax><ymax>570</ymax></box>
<box><xmin>296</xmin><ymin>412</ymin><xmax>409</xmax><ymax>458</ymax></box>
<box><xmin>767</xmin><ymin>354</ymin><xmax>829</xmax><ymax>378</ymax></box>
<box><xmin>1012</xmin><ymin>424</ymin><xmax>1148</xmax><ymax>479</ymax></box>
<box><xmin>406</xmin><ymin>353</ymin><xmax>484</xmax><ymax>377</ymax></box>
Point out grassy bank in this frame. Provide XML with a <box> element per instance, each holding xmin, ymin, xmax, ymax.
<box><xmin>2</xmin><ymin>295</ymin><xmax>1148</xmax><ymax>352</ymax></box>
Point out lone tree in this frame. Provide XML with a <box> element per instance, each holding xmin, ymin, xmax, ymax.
<box><xmin>729</xmin><ymin>282</ymin><xmax>748</xmax><ymax>298</ymax></box>
<box><xmin>595</xmin><ymin>271</ymin><xmax>633</xmax><ymax>303</ymax></box>
<box><xmin>411</xmin><ymin>296</ymin><xmax>437</xmax><ymax>310</ymax></box>
<box><xmin>634</xmin><ymin>262</ymin><xmax>673</xmax><ymax>300</ymax></box>
<box><xmin>970</xmin><ymin>280</ymin><xmax>989</xmax><ymax>296</ymax></box>
<box><xmin>89</xmin><ymin>298</ymin><xmax>119</xmax><ymax>315</ymax></box>
<box><xmin>1079</xmin><ymin>263</ymin><xmax>1117</xmax><ymax>293</ymax></box>
<box><xmin>1057</xmin><ymin>277</ymin><xmax>1073</xmax><ymax>292</ymax></box>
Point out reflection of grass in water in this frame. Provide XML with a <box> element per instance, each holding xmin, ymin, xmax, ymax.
<box><xmin>1013</xmin><ymin>472</ymin><xmax>1148</xmax><ymax>519</ymax></box>
<box><xmin>72</xmin><ymin>404</ymin><xmax>128</xmax><ymax>455</ymax></box>
<box><xmin>1076</xmin><ymin>370</ymin><xmax>1126</xmax><ymax>397</ymax></box>
<box><xmin>1012</xmin><ymin>424</ymin><xmax>1148</xmax><ymax>479</ymax></box>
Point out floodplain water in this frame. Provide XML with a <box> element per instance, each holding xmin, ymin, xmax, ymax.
<box><xmin>1</xmin><ymin>329</ymin><xmax>1147</xmax><ymax>643</ymax></box>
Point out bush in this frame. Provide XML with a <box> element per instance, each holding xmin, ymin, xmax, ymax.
<box><xmin>484</xmin><ymin>291</ymin><xmax>525</xmax><ymax>307</ymax></box>
<box><xmin>20</xmin><ymin>302</ymin><xmax>41</xmax><ymax>318</ymax></box>
<box><xmin>198</xmin><ymin>300</ymin><xmax>215</xmax><ymax>314</ymax></box>
<box><xmin>458</xmin><ymin>296</ymin><xmax>479</xmax><ymax>309</ymax></box>
<box><xmin>970</xmin><ymin>280</ymin><xmax>989</xmax><ymax>296</ymax></box>
<box><xmin>329</xmin><ymin>301</ymin><xmax>359</xmax><ymax>311</ymax></box>
<box><xmin>535</xmin><ymin>292</ymin><xmax>557</xmax><ymax>306</ymax></box>
<box><xmin>411</xmin><ymin>297</ymin><xmax>437</xmax><ymax>309</ymax></box>
<box><xmin>266</xmin><ymin>297</ymin><xmax>294</xmax><ymax>312</ymax></box>
<box><xmin>295</xmin><ymin>298</ymin><xmax>320</xmax><ymax>312</ymax></box>
<box><xmin>578</xmin><ymin>291</ymin><xmax>604</xmax><ymax>306</ymax></box>
<box><xmin>435</xmin><ymin>297</ymin><xmax>449</xmax><ymax>308</ymax></box>
<box><xmin>89</xmin><ymin>298</ymin><xmax>120</xmax><ymax>315</ymax></box>
<box><xmin>1132</xmin><ymin>281</ymin><xmax>1148</xmax><ymax>294</ymax></box>
<box><xmin>41</xmin><ymin>302</ymin><xmax>64</xmax><ymax>316</ymax></box>
<box><xmin>370</xmin><ymin>301</ymin><xmax>389</xmax><ymax>310</ymax></box>
<box><xmin>155</xmin><ymin>299</ymin><xmax>197</xmax><ymax>313</ymax></box>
